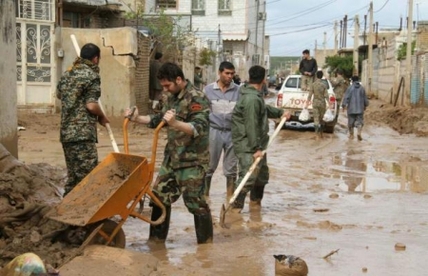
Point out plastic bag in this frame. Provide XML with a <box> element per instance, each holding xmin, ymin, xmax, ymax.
<box><xmin>298</xmin><ymin>108</ymin><xmax>310</xmax><ymax>122</ymax></box>
<box><xmin>323</xmin><ymin>109</ymin><xmax>335</xmax><ymax>122</ymax></box>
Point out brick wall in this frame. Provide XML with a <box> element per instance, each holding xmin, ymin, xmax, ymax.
<box><xmin>135</xmin><ymin>33</ymin><xmax>151</xmax><ymax>115</ymax></box>
<box><xmin>417</xmin><ymin>21</ymin><xmax>428</xmax><ymax>52</ymax></box>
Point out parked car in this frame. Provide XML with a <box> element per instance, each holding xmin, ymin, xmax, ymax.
<box><xmin>275</xmin><ymin>74</ymin><xmax>338</xmax><ymax>133</ymax></box>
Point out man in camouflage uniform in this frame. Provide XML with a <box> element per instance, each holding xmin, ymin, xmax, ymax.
<box><xmin>56</xmin><ymin>43</ymin><xmax>110</xmax><ymax>196</ymax></box>
<box><xmin>330</xmin><ymin>69</ymin><xmax>347</xmax><ymax>107</ymax></box>
<box><xmin>231</xmin><ymin>65</ymin><xmax>290</xmax><ymax>212</ymax></box>
<box><xmin>127</xmin><ymin>62</ymin><xmax>212</xmax><ymax>244</ymax></box>
<box><xmin>306</xmin><ymin>70</ymin><xmax>329</xmax><ymax>139</ymax></box>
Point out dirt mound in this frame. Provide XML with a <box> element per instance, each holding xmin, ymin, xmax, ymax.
<box><xmin>365</xmin><ymin>100</ymin><xmax>428</xmax><ymax>136</ymax></box>
<box><xmin>0</xmin><ymin>144</ymin><xmax>81</xmax><ymax>269</ymax></box>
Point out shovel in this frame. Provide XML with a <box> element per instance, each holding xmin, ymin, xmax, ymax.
<box><xmin>70</xmin><ymin>34</ymin><xmax>119</xmax><ymax>153</ymax></box>
<box><xmin>219</xmin><ymin>117</ymin><xmax>287</xmax><ymax>228</ymax></box>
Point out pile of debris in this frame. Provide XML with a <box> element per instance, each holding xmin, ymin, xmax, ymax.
<box><xmin>0</xmin><ymin>144</ymin><xmax>80</xmax><ymax>269</ymax></box>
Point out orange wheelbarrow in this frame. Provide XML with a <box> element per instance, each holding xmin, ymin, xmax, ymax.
<box><xmin>47</xmin><ymin>115</ymin><xmax>166</xmax><ymax>248</ymax></box>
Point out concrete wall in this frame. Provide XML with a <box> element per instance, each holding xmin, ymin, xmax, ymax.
<box><xmin>58</xmin><ymin>27</ymin><xmax>149</xmax><ymax>117</ymax></box>
<box><xmin>0</xmin><ymin>0</ymin><xmax>18</xmax><ymax>158</ymax></box>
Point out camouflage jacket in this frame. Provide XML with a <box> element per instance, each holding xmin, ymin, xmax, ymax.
<box><xmin>330</xmin><ymin>75</ymin><xmax>347</xmax><ymax>100</ymax></box>
<box><xmin>56</xmin><ymin>57</ymin><xmax>100</xmax><ymax>143</ymax></box>
<box><xmin>231</xmin><ymin>83</ymin><xmax>283</xmax><ymax>154</ymax></box>
<box><xmin>149</xmin><ymin>81</ymin><xmax>210</xmax><ymax>169</ymax></box>
<box><xmin>307</xmin><ymin>79</ymin><xmax>328</xmax><ymax>108</ymax></box>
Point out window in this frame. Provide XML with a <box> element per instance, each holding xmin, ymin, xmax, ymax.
<box><xmin>285</xmin><ymin>78</ymin><xmax>298</xmax><ymax>88</ymax></box>
<box><xmin>157</xmin><ymin>0</ymin><xmax>177</xmax><ymax>9</ymax></box>
<box><xmin>192</xmin><ymin>0</ymin><xmax>205</xmax><ymax>15</ymax></box>
<box><xmin>218</xmin><ymin>0</ymin><xmax>232</xmax><ymax>16</ymax></box>
<box><xmin>16</xmin><ymin>0</ymin><xmax>53</xmax><ymax>21</ymax></box>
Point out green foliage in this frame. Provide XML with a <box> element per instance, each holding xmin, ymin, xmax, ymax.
<box><xmin>199</xmin><ymin>48</ymin><xmax>216</xmax><ymax>66</ymax></box>
<box><xmin>269</xmin><ymin>56</ymin><xmax>300</xmax><ymax>74</ymax></box>
<box><xmin>397</xmin><ymin>41</ymin><xmax>416</xmax><ymax>61</ymax></box>
<box><xmin>324</xmin><ymin>55</ymin><xmax>354</xmax><ymax>78</ymax></box>
<box><xmin>124</xmin><ymin>2</ymin><xmax>195</xmax><ymax>62</ymax></box>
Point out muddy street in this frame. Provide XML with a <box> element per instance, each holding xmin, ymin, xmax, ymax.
<box><xmin>14</xmin><ymin>102</ymin><xmax>428</xmax><ymax>276</ymax></box>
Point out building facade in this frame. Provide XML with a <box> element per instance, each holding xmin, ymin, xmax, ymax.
<box><xmin>143</xmin><ymin>0</ymin><xmax>267</xmax><ymax>81</ymax></box>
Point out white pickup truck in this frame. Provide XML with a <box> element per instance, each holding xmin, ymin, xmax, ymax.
<box><xmin>275</xmin><ymin>74</ymin><xmax>338</xmax><ymax>133</ymax></box>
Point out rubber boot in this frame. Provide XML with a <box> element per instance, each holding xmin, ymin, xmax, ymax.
<box><xmin>148</xmin><ymin>204</ymin><xmax>171</xmax><ymax>242</ymax></box>
<box><xmin>249</xmin><ymin>185</ymin><xmax>265</xmax><ymax>211</ymax></box>
<box><xmin>226</xmin><ymin>176</ymin><xmax>235</xmax><ymax>199</ymax></box>
<box><xmin>319</xmin><ymin>125</ymin><xmax>324</xmax><ymax>139</ymax></box>
<box><xmin>348</xmin><ymin>127</ymin><xmax>354</xmax><ymax>139</ymax></box>
<box><xmin>194</xmin><ymin>210</ymin><xmax>213</xmax><ymax>244</ymax></box>
<box><xmin>357</xmin><ymin>126</ymin><xmax>363</xmax><ymax>141</ymax></box>
<box><xmin>204</xmin><ymin>175</ymin><xmax>212</xmax><ymax>197</ymax></box>
<box><xmin>314</xmin><ymin>125</ymin><xmax>320</xmax><ymax>140</ymax></box>
<box><xmin>231</xmin><ymin>191</ymin><xmax>247</xmax><ymax>212</ymax></box>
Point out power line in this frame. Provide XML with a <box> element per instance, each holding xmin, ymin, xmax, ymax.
<box><xmin>266</xmin><ymin>0</ymin><xmax>338</xmax><ymax>27</ymax></box>
<box><xmin>374</xmin><ymin>0</ymin><xmax>391</xmax><ymax>13</ymax></box>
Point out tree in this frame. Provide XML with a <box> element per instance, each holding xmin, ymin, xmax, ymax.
<box><xmin>323</xmin><ymin>55</ymin><xmax>355</xmax><ymax>79</ymax></box>
<box><xmin>124</xmin><ymin>2</ymin><xmax>196</xmax><ymax>63</ymax></box>
<box><xmin>199</xmin><ymin>48</ymin><xmax>216</xmax><ymax>66</ymax></box>
<box><xmin>397</xmin><ymin>41</ymin><xmax>416</xmax><ymax>61</ymax></box>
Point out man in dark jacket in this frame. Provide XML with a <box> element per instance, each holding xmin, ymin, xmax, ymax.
<box><xmin>231</xmin><ymin>65</ymin><xmax>290</xmax><ymax>212</ymax></box>
<box><xmin>342</xmin><ymin>75</ymin><xmax>369</xmax><ymax>141</ymax></box>
<box><xmin>299</xmin><ymin>49</ymin><xmax>318</xmax><ymax>91</ymax></box>
<box><xmin>56</xmin><ymin>43</ymin><xmax>110</xmax><ymax>196</ymax></box>
<box><xmin>149</xmin><ymin>52</ymin><xmax>163</xmax><ymax>110</ymax></box>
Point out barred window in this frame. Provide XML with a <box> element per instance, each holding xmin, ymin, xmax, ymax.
<box><xmin>16</xmin><ymin>0</ymin><xmax>54</xmax><ymax>21</ymax></box>
<box><xmin>192</xmin><ymin>0</ymin><xmax>205</xmax><ymax>16</ymax></box>
<box><xmin>157</xmin><ymin>0</ymin><xmax>177</xmax><ymax>9</ymax></box>
<box><xmin>218</xmin><ymin>0</ymin><xmax>232</xmax><ymax>16</ymax></box>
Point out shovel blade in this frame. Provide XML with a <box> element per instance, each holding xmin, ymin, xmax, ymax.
<box><xmin>219</xmin><ymin>203</ymin><xmax>230</xmax><ymax>229</ymax></box>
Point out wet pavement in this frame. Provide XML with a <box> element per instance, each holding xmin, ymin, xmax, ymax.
<box><xmin>118</xmin><ymin>111</ymin><xmax>428</xmax><ymax>275</ymax></box>
<box><xmin>17</xmin><ymin>104</ymin><xmax>428</xmax><ymax>275</ymax></box>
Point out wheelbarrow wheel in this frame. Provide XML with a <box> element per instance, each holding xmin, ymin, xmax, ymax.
<box><xmin>87</xmin><ymin>219</ymin><xmax>126</xmax><ymax>249</ymax></box>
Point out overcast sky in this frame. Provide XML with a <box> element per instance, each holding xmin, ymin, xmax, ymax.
<box><xmin>266</xmin><ymin>0</ymin><xmax>428</xmax><ymax>57</ymax></box>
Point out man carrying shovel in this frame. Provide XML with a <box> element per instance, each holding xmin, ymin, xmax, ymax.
<box><xmin>126</xmin><ymin>62</ymin><xmax>213</xmax><ymax>244</ymax></box>
<box><xmin>56</xmin><ymin>43</ymin><xmax>110</xmax><ymax>196</ymax></box>
<box><xmin>231</xmin><ymin>65</ymin><xmax>290</xmax><ymax>212</ymax></box>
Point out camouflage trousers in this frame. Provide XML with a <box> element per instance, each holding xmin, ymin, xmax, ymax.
<box><xmin>301</xmin><ymin>75</ymin><xmax>314</xmax><ymax>91</ymax></box>
<box><xmin>62</xmin><ymin>141</ymin><xmax>98</xmax><ymax>196</ymax></box>
<box><xmin>312</xmin><ymin>103</ymin><xmax>326</xmax><ymax>127</ymax></box>
<box><xmin>235</xmin><ymin>152</ymin><xmax>269</xmax><ymax>194</ymax></box>
<box><xmin>152</xmin><ymin>158</ymin><xmax>210</xmax><ymax>215</ymax></box>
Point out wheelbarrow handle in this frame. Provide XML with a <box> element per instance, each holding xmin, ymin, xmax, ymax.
<box><xmin>151</xmin><ymin>120</ymin><xmax>165</xmax><ymax>166</ymax></box>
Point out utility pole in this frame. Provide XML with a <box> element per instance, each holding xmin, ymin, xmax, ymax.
<box><xmin>339</xmin><ymin>20</ymin><xmax>343</xmax><ymax>49</ymax></box>
<box><xmin>368</xmin><ymin>1</ymin><xmax>374</xmax><ymax>97</ymax></box>
<box><xmin>344</xmin><ymin>15</ymin><xmax>348</xmax><ymax>47</ymax></box>
<box><xmin>314</xmin><ymin>39</ymin><xmax>318</xmax><ymax>59</ymax></box>
<box><xmin>255</xmin><ymin>0</ymin><xmax>260</xmax><ymax>64</ymax></box>
<box><xmin>406</xmin><ymin>0</ymin><xmax>414</xmax><ymax>101</ymax></box>
<box><xmin>334</xmin><ymin>21</ymin><xmax>338</xmax><ymax>53</ymax></box>
<box><xmin>323</xmin><ymin>31</ymin><xmax>327</xmax><ymax>60</ymax></box>
<box><xmin>353</xmin><ymin>15</ymin><xmax>360</xmax><ymax>76</ymax></box>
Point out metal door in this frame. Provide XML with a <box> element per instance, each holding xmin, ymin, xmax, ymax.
<box><xmin>16</xmin><ymin>0</ymin><xmax>55</xmax><ymax>108</ymax></box>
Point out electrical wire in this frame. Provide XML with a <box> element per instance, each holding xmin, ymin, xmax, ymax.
<box><xmin>374</xmin><ymin>0</ymin><xmax>391</xmax><ymax>13</ymax></box>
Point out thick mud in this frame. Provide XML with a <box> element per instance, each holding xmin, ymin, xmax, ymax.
<box><xmin>2</xmin><ymin>99</ymin><xmax>428</xmax><ymax>275</ymax></box>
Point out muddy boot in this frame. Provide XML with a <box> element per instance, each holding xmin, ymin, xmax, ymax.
<box><xmin>319</xmin><ymin>125</ymin><xmax>324</xmax><ymax>139</ymax></box>
<box><xmin>348</xmin><ymin>127</ymin><xmax>354</xmax><ymax>139</ymax></box>
<box><xmin>249</xmin><ymin>185</ymin><xmax>265</xmax><ymax>211</ymax></box>
<box><xmin>357</xmin><ymin>126</ymin><xmax>363</xmax><ymax>141</ymax></box>
<box><xmin>204</xmin><ymin>175</ymin><xmax>212</xmax><ymax>197</ymax></box>
<box><xmin>148</xmin><ymin>205</ymin><xmax>171</xmax><ymax>243</ymax></box>
<box><xmin>226</xmin><ymin>176</ymin><xmax>235</xmax><ymax>199</ymax></box>
<box><xmin>231</xmin><ymin>191</ymin><xmax>247</xmax><ymax>212</ymax></box>
<box><xmin>194</xmin><ymin>209</ymin><xmax>213</xmax><ymax>244</ymax></box>
<box><xmin>313</xmin><ymin>125</ymin><xmax>320</xmax><ymax>140</ymax></box>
